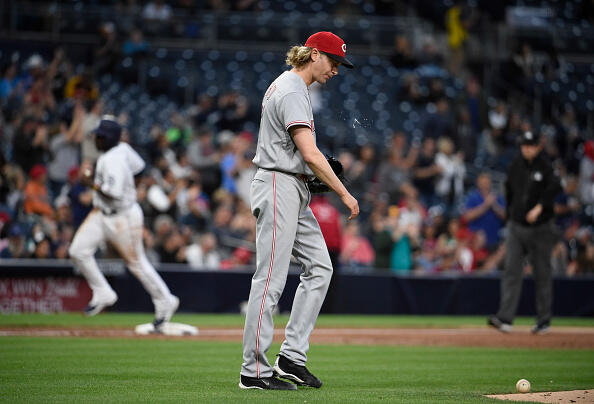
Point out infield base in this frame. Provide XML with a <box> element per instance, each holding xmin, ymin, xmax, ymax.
<box><xmin>134</xmin><ymin>322</ymin><xmax>199</xmax><ymax>336</ymax></box>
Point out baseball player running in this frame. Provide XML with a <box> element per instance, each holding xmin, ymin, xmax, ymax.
<box><xmin>239</xmin><ymin>32</ymin><xmax>359</xmax><ymax>390</ymax></box>
<box><xmin>69</xmin><ymin>117</ymin><xmax>179</xmax><ymax>330</ymax></box>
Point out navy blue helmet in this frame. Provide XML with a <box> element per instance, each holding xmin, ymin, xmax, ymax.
<box><xmin>94</xmin><ymin>117</ymin><xmax>122</xmax><ymax>150</ymax></box>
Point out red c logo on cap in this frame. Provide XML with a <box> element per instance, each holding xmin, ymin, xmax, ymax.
<box><xmin>342</xmin><ymin>44</ymin><xmax>347</xmax><ymax>53</ymax></box>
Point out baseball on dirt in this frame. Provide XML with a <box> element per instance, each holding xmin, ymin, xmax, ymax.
<box><xmin>516</xmin><ymin>379</ymin><xmax>531</xmax><ymax>393</ymax></box>
<box><xmin>84</xmin><ymin>169</ymin><xmax>92</xmax><ymax>177</ymax></box>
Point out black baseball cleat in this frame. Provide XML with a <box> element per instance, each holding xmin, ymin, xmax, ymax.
<box><xmin>238</xmin><ymin>375</ymin><xmax>297</xmax><ymax>390</ymax></box>
<box><xmin>531</xmin><ymin>321</ymin><xmax>551</xmax><ymax>335</ymax></box>
<box><xmin>273</xmin><ymin>355</ymin><xmax>322</xmax><ymax>388</ymax></box>
<box><xmin>487</xmin><ymin>316</ymin><xmax>512</xmax><ymax>333</ymax></box>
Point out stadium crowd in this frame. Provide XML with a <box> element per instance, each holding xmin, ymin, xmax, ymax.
<box><xmin>0</xmin><ymin>1</ymin><xmax>593</xmax><ymax>276</ymax></box>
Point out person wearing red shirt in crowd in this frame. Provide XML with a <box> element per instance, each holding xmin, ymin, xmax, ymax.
<box><xmin>24</xmin><ymin>164</ymin><xmax>54</xmax><ymax>218</ymax></box>
<box><xmin>310</xmin><ymin>195</ymin><xmax>342</xmax><ymax>313</ymax></box>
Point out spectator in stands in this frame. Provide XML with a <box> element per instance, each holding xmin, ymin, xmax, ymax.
<box><xmin>424</xmin><ymin>97</ymin><xmax>454</xmax><ymax>140</ymax></box>
<box><xmin>345</xmin><ymin>144</ymin><xmax>378</xmax><ymax>207</ymax></box>
<box><xmin>370</xmin><ymin>195</ymin><xmax>392</xmax><ymax>270</ymax></box>
<box><xmin>209</xmin><ymin>203</ymin><xmax>238</xmax><ymax>257</ymax></box>
<box><xmin>24</xmin><ymin>74</ymin><xmax>56</xmax><ymax>114</ymax></box>
<box><xmin>413</xmin><ymin>137</ymin><xmax>441</xmax><ymax>207</ymax></box>
<box><xmin>390</xmin><ymin>205</ymin><xmax>421</xmax><ymax>273</ymax></box>
<box><xmin>311</xmin><ymin>194</ymin><xmax>343</xmax><ymax>312</ymax></box>
<box><xmin>235</xmin><ymin>148</ymin><xmax>256</xmax><ymax>207</ymax></box>
<box><xmin>188</xmin><ymin>126</ymin><xmax>219</xmax><ymax>169</ymax></box>
<box><xmin>157</xmin><ymin>228</ymin><xmax>185</xmax><ymax>263</ymax></box>
<box><xmin>579</xmin><ymin>140</ymin><xmax>594</xmax><ymax>206</ymax></box>
<box><xmin>64</xmin><ymin>69</ymin><xmax>99</xmax><ymax>102</ymax></box>
<box><xmin>389</xmin><ymin>35</ymin><xmax>418</xmax><ymax>69</ymax></box>
<box><xmin>47</xmin><ymin>48</ymin><xmax>73</xmax><ymax>104</ymax></box>
<box><xmin>567</xmin><ymin>227</ymin><xmax>594</xmax><ymax>275</ymax></box>
<box><xmin>484</xmin><ymin>101</ymin><xmax>510</xmax><ymax>157</ymax></box>
<box><xmin>219</xmin><ymin>131</ymin><xmax>250</xmax><ymax>195</ymax></box>
<box><xmin>436</xmin><ymin>217</ymin><xmax>471</xmax><ymax>271</ymax></box>
<box><xmin>169</xmin><ymin>150</ymin><xmax>194</xmax><ymax>180</ymax></box>
<box><xmin>340</xmin><ymin>220</ymin><xmax>375</xmax><ymax>269</ymax></box>
<box><xmin>123</xmin><ymin>27</ymin><xmax>150</xmax><ymax>59</ymax></box>
<box><xmin>417</xmin><ymin>35</ymin><xmax>444</xmax><ymax>66</ymax></box>
<box><xmin>3</xmin><ymin>164</ymin><xmax>25</xmax><ymax>217</ymax></box>
<box><xmin>414</xmin><ymin>217</ymin><xmax>440</xmax><ymax>273</ymax></box>
<box><xmin>554</xmin><ymin>174</ymin><xmax>582</xmax><ymax>230</ymax></box>
<box><xmin>457</xmin><ymin>76</ymin><xmax>487</xmax><ymax>136</ymax></box>
<box><xmin>0</xmin><ymin>223</ymin><xmax>27</xmax><ymax>258</ymax></box>
<box><xmin>376</xmin><ymin>131</ymin><xmax>418</xmax><ymax>203</ymax></box>
<box><xmin>0</xmin><ymin>155</ymin><xmax>11</xmax><ymax>214</ymax></box>
<box><xmin>142</xmin><ymin>0</ymin><xmax>173</xmax><ymax>36</ymax></box>
<box><xmin>435</xmin><ymin>136</ymin><xmax>465</xmax><ymax>211</ymax></box>
<box><xmin>502</xmin><ymin>42</ymin><xmax>535</xmax><ymax>96</ymax></box>
<box><xmin>400</xmin><ymin>73</ymin><xmax>424</xmax><ymax>105</ymax></box>
<box><xmin>47</xmin><ymin>103</ymin><xmax>85</xmax><ymax>199</ymax></box>
<box><xmin>12</xmin><ymin>116</ymin><xmax>48</xmax><ymax>174</ymax></box>
<box><xmin>80</xmin><ymin>99</ymin><xmax>104</xmax><ymax>164</ymax></box>
<box><xmin>166</xmin><ymin>112</ymin><xmax>191</xmax><ymax>150</ymax></box>
<box><xmin>220</xmin><ymin>246</ymin><xmax>253</xmax><ymax>269</ymax></box>
<box><xmin>0</xmin><ymin>62</ymin><xmax>24</xmax><ymax>105</ymax></box>
<box><xmin>24</xmin><ymin>164</ymin><xmax>54</xmax><ymax>218</ymax></box>
<box><xmin>425</xmin><ymin>78</ymin><xmax>446</xmax><ymax>104</ymax></box>
<box><xmin>454</xmin><ymin>107</ymin><xmax>477</xmax><ymax>163</ymax></box>
<box><xmin>184</xmin><ymin>232</ymin><xmax>221</xmax><ymax>270</ymax></box>
<box><xmin>218</xmin><ymin>91</ymin><xmax>250</xmax><ymax>133</ymax></box>
<box><xmin>115</xmin><ymin>0</ymin><xmax>143</xmax><ymax>34</ymax></box>
<box><xmin>462</xmin><ymin>172</ymin><xmax>505</xmax><ymax>251</ymax></box>
<box><xmin>229</xmin><ymin>199</ymin><xmax>256</xmax><ymax>241</ymax></box>
<box><xmin>190</xmin><ymin>94</ymin><xmax>218</xmax><ymax>128</ymax></box>
<box><xmin>21</xmin><ymin>54</ymin><xmax>45</xmax><ymax>91</ymax></box>
<box><xmin>67</xmin><ymin>164</ymin><xmax>93</xmax><ymax>230</ymax></box>
<box><xmin>445</xmin><ymin>0</ymin><xmax>476</xmax><ymax>74</ymax></box>
<box><xmin>32</xmin><ymin>233</ymin><xmax>53</xmax><ymax>259</ymax></box>
<box><xmin>178</xmin><ymin>179</ymin><xmax>210</xmax><ymax>231</ymax></box>
<box><xmin>94</xmin><ymin>22</ymin><xmax>120</xmax><ymax>75</ymax></box>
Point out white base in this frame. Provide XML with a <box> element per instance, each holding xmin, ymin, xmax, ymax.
<box><xmin>134</xmin><ymin>322</ymin><xmax>199</xmax><ymax>336</ymax></box>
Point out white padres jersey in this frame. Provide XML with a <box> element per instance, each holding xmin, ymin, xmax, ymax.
<box><xmin>252</xmin><ymin>71</ymin><xmax>315</xmax><ymax>175</ymax></box>
<box><xmin>93</xmin><ymin>143</ymin><xmax>145</xmax><ymax>212</ymax></box>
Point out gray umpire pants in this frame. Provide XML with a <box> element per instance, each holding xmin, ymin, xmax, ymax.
<box><xmin>241</xmin><ymin>169</ymin><xmax>332</xmax><ymax>379</ymax></box>
<box><xmin>497</xmin><ymin>220</ymin><xmax>557</xmax><ymax>325</ymax></box>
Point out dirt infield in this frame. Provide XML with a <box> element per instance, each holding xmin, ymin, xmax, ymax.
<box><xmin>486</xmin><ymin>390</ymin><xmax>594</xmax><ymax>403</ymax></box>
<box><xmin>1</xmin><ymin>326</ymin><xmax>594</xmax><ymax>349</ymax></box>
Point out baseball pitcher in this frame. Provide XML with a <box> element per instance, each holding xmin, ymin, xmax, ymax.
<box><xmin>69</xmin><ymin>117</ymin><xmax>179</xmax><ymax>330</ymax></box>
<box><xmin>239</xmin><ymin>32</ymin><xmax>359</xmax><ymax>390</ymax></box>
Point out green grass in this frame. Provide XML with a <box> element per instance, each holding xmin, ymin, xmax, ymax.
<box><xmin>1</xmin><ymin>313</ymin><xmax>593</xmax><ymax>328</ymax></box>
<box><xmin>0</xmin><ymin>337</ymin><xmax>593</xmax><ymax>404</ymax></box>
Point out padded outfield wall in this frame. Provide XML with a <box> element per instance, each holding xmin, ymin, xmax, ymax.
<box><xmin>0</xmin><ymin>260</ymin><xmax>593</xmax><ymax>316</ymax></box>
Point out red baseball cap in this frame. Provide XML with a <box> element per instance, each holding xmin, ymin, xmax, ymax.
<box><xmin>305</xmin><ymin>31</ymin><xmax>354</xmax><ymax>69</ymax></box>
<box><xmin>29</xmin><ymin>164</ymin><xmax>47</xmax><ymax>180</ymax></box>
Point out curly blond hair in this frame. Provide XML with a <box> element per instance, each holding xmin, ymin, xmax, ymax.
<box><xmin>285</xmin><ymin>46</ymin><xmax>313</xmax><ymax>68</ymax></box>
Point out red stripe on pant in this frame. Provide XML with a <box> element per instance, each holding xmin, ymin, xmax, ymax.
<box><xmin>256</xmin><ymin>172</ymin><xmax>276</xmax><ymax>378</ymax></box>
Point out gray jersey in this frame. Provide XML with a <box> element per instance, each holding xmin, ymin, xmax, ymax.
<box><xmin>93</xmin><ymin>143</ymin><xmax>145</xmax><ymax>212</ymax></box>
<box><xmin>252</xmin><ymin>71</ymin><xmax>315</xmax><ymax>176</ymax></box>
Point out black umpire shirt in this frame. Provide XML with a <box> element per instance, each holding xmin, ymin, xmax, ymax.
<box><xmin>505</xmin><ymin>152</ymin><xmax>562</xmax><ymax>226</ymax></box>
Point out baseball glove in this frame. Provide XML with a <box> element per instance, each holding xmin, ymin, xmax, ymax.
<box><xmin>306</xmin><ymin>155</ymin><xmax>345</xmax><ymax>193</ymax></box>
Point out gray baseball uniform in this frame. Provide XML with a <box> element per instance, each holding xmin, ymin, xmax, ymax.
<box><xmin>241</xmin><ymin>71</ymin><xmax>333</xmax><ymax>378</ymax></box>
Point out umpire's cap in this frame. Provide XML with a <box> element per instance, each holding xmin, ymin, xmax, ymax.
<box><xmin>95</xmin><ymin>116</ymin><xmax>121</xmax><ymax>148</ymax></box>
<box><xmin>519</xmin><ymin>131</ymin><xmax>540</xmax><ymax>146</ymax></box>
<box><xmin>305</xmin><ymin>32</ymin><xmax>354</xmax><ymax>69</ymax></box>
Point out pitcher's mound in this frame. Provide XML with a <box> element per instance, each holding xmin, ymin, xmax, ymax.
<box><xmin>134</xmin><ymin>322</ymin><xmax>199</xmax><ymax>336</ymax></box>
<box><xmin>485</xmin><ymin>389</ymin><xmax>593</xmax><ymax>403</ymax></box>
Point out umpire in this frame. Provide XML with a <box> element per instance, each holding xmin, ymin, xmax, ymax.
<box><xmin>488</xmin><ymin>130</ymin><xmax>562</xmax><ymax>335</ymax></box>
